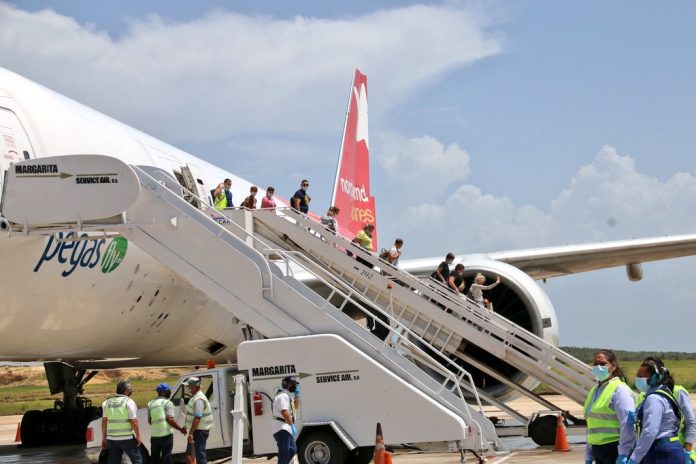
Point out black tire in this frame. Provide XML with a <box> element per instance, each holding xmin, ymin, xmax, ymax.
<box><xmin>20</xmin><ymin>410</ymin><xmax>44</xmax><ymax>447</ymax></box>
<box><xmin>41</xmin><ymin>409</ymin><xmax>61</xmax><ymax>444</ymax></box>
<box><xmin>528</xmin><ymin>414</ymin><xmax>558</xmax><ymax>446</ymax></box>
<box><xmin>298</xmin><ymin>429</ymin><xmax>348</xmax><ymax>464</ymax></box>
<box><xmin>346</xmin><ymin>446</ymin><xmax>374</xmax><ymax>464</ymax></box>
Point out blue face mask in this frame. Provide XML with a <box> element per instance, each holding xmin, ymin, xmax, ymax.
<box><xmin>635</xmin><ymin>377</ymin><xmax>649</xmax><ymax>393</ymax></box>
<box><xmin>591</xmin><ymin>365</ymin><xmax>610</xmax><ymax>382</ymax></box>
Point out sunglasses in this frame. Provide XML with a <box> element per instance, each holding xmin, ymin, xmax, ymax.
<box><xmin>302</xmin><ymin>184</ymin><xmax>309</xmax><ymax>187</ymax></box>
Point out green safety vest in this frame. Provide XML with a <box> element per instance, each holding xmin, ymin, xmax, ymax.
<box><xmin>104</xmin><ymin>395</ymin><xmax>134</xmax><ymax>438</ymax></box>
<box><xmin>584</xmin><ymin>377</ymin><xmax>623</xmax><ymax>445</ymax></box>
<box><xmin>637</xmin><ymin>385</ymin><xmax>695</xmax><ymax>461</ymax></box>
<box><xmin>213</xmin><ymin>191</ymin><xmax>227</xmax><ymax>210</ymax></box>
<box><xmin>186</xmin><ymin>391</ymin><xmax>214</xmax><ymax>431</ymax></box>
<box><xmin>148</xmin><ymin>397</ymin><xmax>174</xmax><ymax>438</ymax></box>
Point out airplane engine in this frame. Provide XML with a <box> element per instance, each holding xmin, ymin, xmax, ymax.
<box><xmin>453</xmin><ymin>258</ymin><xmax>560</xmax><ymax>402</ymax></box>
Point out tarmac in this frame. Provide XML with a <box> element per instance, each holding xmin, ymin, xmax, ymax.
<box><xmin>8</xmin><ymin>392</ymin><xmax>696</xmax><ymax>463</ymax></box>
<box><xmin>0</xmin><ymin>394</ymin><xmax>587</xmax><ymax>463</ymax></box>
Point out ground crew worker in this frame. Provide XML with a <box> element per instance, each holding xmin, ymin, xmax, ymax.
<box><xmin>148</xmin><ymin>383</ymin><xmax>186</xmax><ymax>464</ymax></box>
<box><xmin>632</xmin><ymin>357</ymin><xmax>695</xmax><ymax>464</ymax></box>
<box><xmin>211</xmin><ymin>178</ymin><xmax>233</xmax><ymax>210</ymax></box>
<box><xmin>583</xmin><ymin>349</ymin><xmax>635</xmax><ymax>464</ymax></box>
<box><xmin>273</xmin><ymin>376</ymin><xmax>300</xmax><ymax>464</ymax></box>
<box><xmin>101</xmin><ymin>380</ymin><xmax>143</xmax><ymax>464</ymax></box>
<box><xmin>184</xmin><ymin>377</ymin><xmax>213</xmax><ymax>464</ymax></box>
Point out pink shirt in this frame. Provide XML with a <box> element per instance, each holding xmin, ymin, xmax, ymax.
<box><xmin>261</xmin><ymin>196</ymin><xmax>276</xmax><ymax>209</ymax></box>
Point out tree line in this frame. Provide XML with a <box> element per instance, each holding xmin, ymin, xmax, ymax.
<box><xmin>561</xmin><ymin>347</ymin><xmax>696</xmax><ymax>363</ymax></box>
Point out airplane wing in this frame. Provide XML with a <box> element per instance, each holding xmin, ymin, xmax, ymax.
<box><xmin>399</xmin><ymin>233</ymin><xmax>696</xmax><ymax>280</ymax></box>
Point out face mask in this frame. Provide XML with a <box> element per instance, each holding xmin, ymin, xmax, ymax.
<box><xmin>301</xmin><ymin>186</ymin><xmax>308</xmax><ymax>191</ymax></box>
<box><xmin>635</xmin><ymin>377</ymin><xmax>649</xmax><ymax>393</ymax></box>
<box><xmin>251</xmin><ymin>191</ymin><xmax>257</xmax><ymax>197</ymax></box>
<box><xmin>224</xmin><ymin>186</ymin><xmax>231</xmax><ymax>192</ymax></box>
<box><xmin>267</xmin><ymin>193</ymin><xmax>273</xmax><ymax>198</ymax></box>
<box><xmin>591</xmin><ymin>365</ymin><xmax>610</xmax><ymax>382</ymax></box>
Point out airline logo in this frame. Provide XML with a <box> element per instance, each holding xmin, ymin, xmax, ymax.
<box><xmin>34</xmin><ymin>232</ymin><xmax>128</xmax><ymax>277</ymax></box>
<box><xmin>339</xmin><ymin>178</ymin><xmax>369</xmax><ymax>202</ymax></box>
<box><xmin>332</xmin><ymin>69</ymin><xmax>378</xmax><ymax>248</ymax></box>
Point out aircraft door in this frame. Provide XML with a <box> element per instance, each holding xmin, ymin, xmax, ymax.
<box><xmin>180</xmin><ymin>164</ymin><xmax>211</xmax><ymax>209</ymax></box>
<box><xmin>0</xmin><ymin>108</ymin><xmax>34</xmax><ymax>201</ymax></box>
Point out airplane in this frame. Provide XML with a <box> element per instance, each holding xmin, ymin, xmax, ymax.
<box><xmin>2</xmin><ymin>66</ymin><xmax>696</xmax><ymax>447</ymax></box>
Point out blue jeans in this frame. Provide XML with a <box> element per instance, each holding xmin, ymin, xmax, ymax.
<box><xmin>150</xmin><ymin>434</ymin><xmax>173</xmax><ymax>464</ymax></box>
<box><xmin>591</xmin><ymin>441</ymin><xmax>619</xmax><ymax>464</ymax></box>
<box><xmin>642</xmin><ymin>437</ymin><xmax>684</xmax><ymax>464</ymax></box>
<box><xmin>274</xmin><ymin>430</ymin><xmax>297</xmax><ymax>464</ymax></box>
<box><xmin>107</xmin><ymin>437</ymin><xmax>142</xmax><ymax>464</ymax></box>
<box><xmin>193</xmin><ymin>430</ymin><xmax>209</xmax><ymax>464</ymax></box>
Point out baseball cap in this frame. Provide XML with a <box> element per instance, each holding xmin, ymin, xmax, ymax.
<box><xmin>185</xmin><ymin>377</ymin><xmax>201</xmax><ymax>387</ymax></box>
<box><xmin>156</xmin><ymin>383</ymin><xmax>171</xmax><ymax>393</ymax></box>
<box><xmin>283</xmin><ymin>376</ymin><xmax>300</xmax><ymax>385</ymax></box>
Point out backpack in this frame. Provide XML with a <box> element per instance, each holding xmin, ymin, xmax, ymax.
<box><xmin>379</xmin><ymin>248</ymin><xmax>389</xmax><ymax>260</ymax></box>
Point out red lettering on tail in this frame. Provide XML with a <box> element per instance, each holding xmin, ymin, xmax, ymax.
<box><xmin>331</xmin><ymin>69</ymin><xmax>378</xmax><ymax>249</ymax></box>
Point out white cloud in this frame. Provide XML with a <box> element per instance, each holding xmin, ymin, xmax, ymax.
<box><xmin>380</xmin><ymin>143</ymin><xmax>696</xmax><ymax>254</ymax></box>
<box><xmin>0</xmin><ymin>3</ymin><xmax>502</xmax><ymax>145</ymax></box>
<box><xmin>376</xmin><ymin>133</ymin><xmax>471</xmax><ymax>197</ymax></box>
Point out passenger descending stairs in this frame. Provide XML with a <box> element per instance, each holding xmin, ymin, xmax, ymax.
<box><xmin>217</xmin><ymin>207</ymin><xmax>595</xmax><ymax>423</ymax></box>
<box><xmin>6</xmin><ymin>166</ymin><xmax>505</xmax><ymax>457</ymax></box>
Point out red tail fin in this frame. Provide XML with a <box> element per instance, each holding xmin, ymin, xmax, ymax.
<box><xmin>331</xmin><ymin>69</ymin><xmax>378</xmax><ymax>248</ymax></box>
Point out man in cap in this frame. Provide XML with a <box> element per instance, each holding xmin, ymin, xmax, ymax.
<box><xmin>101</xmin><ymin>379</ymin><xmax>142</xmax><ymax>464</ymax></box>
<box><xmin>148</xmin><ymin>383</ymin><xmax>186</xmax><ymax>464</ymax></box>
<box><xmin>272</xmin><ymin>376</ymin><xmax>300</xmax><ymax>464</ymax></box>
<box><xmin>184</xmin><ymin>377</ymin><xmax>213</xmax><ymax>464</ymax></box>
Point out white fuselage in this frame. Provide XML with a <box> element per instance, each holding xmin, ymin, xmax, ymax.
<box><xmin>0</xmin><ymin>68</ymin><xmax>271</xmax><ymax>367</ymax></box>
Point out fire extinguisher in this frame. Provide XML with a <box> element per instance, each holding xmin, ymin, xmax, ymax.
<box><xmin>252</xmin><ymin>391</ymin><xmax>263</xmax><ymax>416</ymax></box>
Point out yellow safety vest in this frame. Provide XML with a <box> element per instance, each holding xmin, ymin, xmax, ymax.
<box><xmin>213</xmin><ymin>191</ymin><xmax>228</xmax><ymax>210</ymax></box>
<box><xmin>104</xmin><ymin>396</ymin><xmax>134</xmax><ymax>438</ymax></box>
<box><xmin>186</xmin><ymin>391</ymin><xmax>214</xmax><ymax>431</ymax></box>
<box><xmin>148</xmin><ymin>397</ymin><xmax>174</xmax><ymax>438</ymax></box>
<box><xmin>638</xmin><ymin>385</ymin><xmax>695</xmax><ymax>462</ymax></box>
<box><xmin>584</xmin><ymin>377</ymin><xmax>623</xmax><ymax>445</ymax></box>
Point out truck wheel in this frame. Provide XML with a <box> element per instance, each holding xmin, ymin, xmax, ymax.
<box><xmin>298</xmin><ymin>429</ymin><xmax>348</xmax><ymax>464</ymax></box>
<box><xmin>347</xmin><ymin>446</ymin><xmax>374</xmax><ymax>464</ymax></box>
<box><xmin>528</xmin><ymin>414</ymin><xmax>557</xmax><ymax>446</ymax></box>
<box><xmin>20</xmin><ymin>410</ymin><xmax>44</xmax><ymax>447</ymax></box>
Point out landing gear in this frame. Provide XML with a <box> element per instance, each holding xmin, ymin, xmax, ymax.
<box><xmin>19</xmin><ymin>362</ymin><xmax>100</xmax><ymax>447</ymax></box>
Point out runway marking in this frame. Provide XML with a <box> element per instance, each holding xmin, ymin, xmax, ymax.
<box><xmin>491</xmin><ymin>451</ymin><xmax>518</xmax><ymax>463</ymax></box>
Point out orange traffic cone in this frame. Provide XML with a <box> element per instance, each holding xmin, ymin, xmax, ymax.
<box><xmin>374</xmin><ymin>422</ymin><xmax>385</xmax><ymax>464</ymax></box>
<box><xmin>14</xmin><ymin>422</ymin><xmax>21</xmax><ymax>443</ymax></box>
<box><xmin>384</xmin><ymin>451</ymin><xmax>393</xmax><ymax>464</ymax></box>
<box><xmin>553</xmin><ymin>414</ymin><xmax>570</xmax><ymax>452</ymax></box>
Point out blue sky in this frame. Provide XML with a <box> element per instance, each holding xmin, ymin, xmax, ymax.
<box><xmin>3</xmin><ymin>1</ymin><xmax>696</xmax><ymax>351</ymax></box>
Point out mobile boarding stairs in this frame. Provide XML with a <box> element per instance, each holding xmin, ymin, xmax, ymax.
<box><xmin>0</xmin><ymin>155</ymin><xmax>593</xmax><ymax>458</ymax></box>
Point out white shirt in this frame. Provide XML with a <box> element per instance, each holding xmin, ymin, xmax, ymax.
<box><xmin>102</xmin><ymin>395</ymin><xmax>138</xmax><ymax>441</ymax></box>
<box><xmin>272</xmin><ymin>390</ymin><xmax>293</xmax><ymax>434</ymax></box>
<box><xmin>388</xmin><ymin>246</ymin><xmax>401</xmax><ymax>267</ymax></box>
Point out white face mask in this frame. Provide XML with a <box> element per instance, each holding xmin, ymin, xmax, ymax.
<box><xmin>266</xmin><ymin>193</ymin><xmax>273</xmax><ymax>198</ymax></box>
<box><xmin>250</xmin><ymin>191</ymin><xmax>257</xmax><ymax>197</ymax></box>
